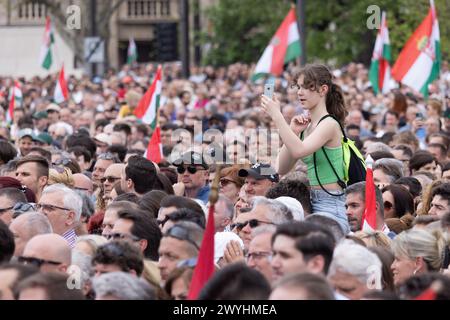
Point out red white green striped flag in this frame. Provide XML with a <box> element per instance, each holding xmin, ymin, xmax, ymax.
<box><xmin>7</xmin><ymin>81</ymin><xmax>22</xmax><ymax>124</ymax></box>
<box><xmin>134</xmin><ymin>65</ymin><xmax>162</xmax><ymax>129</ymax></box>
<box><xmin>252</xmin><ymin>7</ymin><xmax>301</xmax><ymax>81</ymax></box>
<box><xmin>361</xmin><ymin>156</ymin><xmax>377</xmax><ymax>232</ymax></box>
<box><xmin>39</xmin><ymin>16</ymin><xmax>55</xmax><ymax>70</ymax></box>
<box><xmin>392</xmin><ymin>0</ymin><xmax>441</xmax><ymax>97</ymax></box>
<box><xmin>54</xmin><ymin>65</ymin><xmax>69</xmax><ymax>103</ymax></box>
<box><xmin>144</xmin><ymin>126</ymin><xmax>163</xmax><ymax>163</ymax></box>
<box><xmin>369</xmin><ymin>12</ymin><xmax>392</xmax><ymax>95</ymax></box>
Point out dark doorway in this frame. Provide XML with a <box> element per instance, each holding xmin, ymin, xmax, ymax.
<box><xmin>119</xmin><ymin>40</ymin><xmax>157</xmax><ymax>65</ymax></box>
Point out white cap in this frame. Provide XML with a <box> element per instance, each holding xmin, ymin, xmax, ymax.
<box><xmin>275</xmin><ymin>196</ymin><xmax>304</xmax><ymax>221</ymax></box>
<box><xmin>214</xmin><ymin>232</ymin><xmax>244</xmax><ymax>263</ymax></box>
<box><xmin>94</xmin><ymin>133</ymin><xmax>112</xmax><ymax>146</ymax></box>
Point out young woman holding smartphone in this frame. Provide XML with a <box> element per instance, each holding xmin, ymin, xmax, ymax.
<box><xmin>261</xmin><ymin>64</ymin><xmax>350</xmax><ymax>234</ymax></box>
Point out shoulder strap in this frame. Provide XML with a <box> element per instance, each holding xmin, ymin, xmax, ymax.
<box><xmin>317</xmin><ymin>114</ymin><xmax>347</xmax><ymax>142</ymax></box>
<box><xmin>313</xmin><ymin>114</ymin><xmax>346</xmax><ymax>196</ymax></box>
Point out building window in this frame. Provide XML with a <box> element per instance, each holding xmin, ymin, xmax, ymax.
<box><xmin>126</xmin><ymin>0</ymin><xmax>171</xmax><ymax>17</ymax></box>
<box><xmin>18</xmin><ymin>1</ymin><xmax>47</xmax><ymax>19</ymax></box>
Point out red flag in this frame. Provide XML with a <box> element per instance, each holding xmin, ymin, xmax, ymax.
<box><xmin>361</xmin><ymin>156</ymin><xmax>377</xmax><ymax>231</ymax></box>
<box><xmin>187</xmin><ymin>204</ymin><xmax>215</xmax><ymax>300</ymax></box>
<box><xmin>54</xmin><ymin>64</ymin><xmax>69</xmax><ymax>103</ymax></box>
<box><xmin>144</xmin><ymin>126</ymin><xmax>163</xmax><ymax>163</ymax></box>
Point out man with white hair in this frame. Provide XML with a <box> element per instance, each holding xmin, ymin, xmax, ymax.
<box><xmin>212</xmin><ymin>195</ymin><xmax>234</xmax><ymax>232</ymax></box>
<box><xmin>232</xmin><ymin>196</ymin><xmax>293</xmax><ymax>249</ymax></box>
<box><xmin>8</xmin><ymin>212</ymin><xmax>53</xmax><ymax>257</ymax></box>
<box><xmin>36</xmin><ymin>183</ymin><xmax>83</xmax><ymax>248</ymax></box>
<box><xmin>275</xmin><ymin>196</ymin><xmax>304</xmax><ymax>221</ymax></box>
<box><xmin>328</xmin><ymin>240</ymin><xmax>382</xmax><ymax>300</ymax></box>
<box><xmin>93</xmin><ymin>272</ymin><xmax>155</xmax><ymax>300</ymax></box>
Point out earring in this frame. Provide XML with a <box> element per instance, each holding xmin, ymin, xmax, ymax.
<box><xmin>413</xmin><ymin>268</ymin><xmax>419</xmax><ymax>275</ymax></box>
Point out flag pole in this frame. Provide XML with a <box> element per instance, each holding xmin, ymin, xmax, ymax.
<box><xmin>187</xmin><ymin>163</ymin><xmax>221</xmax><ymax>300</ymax></box>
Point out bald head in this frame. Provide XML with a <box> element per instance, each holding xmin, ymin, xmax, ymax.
<box><xmin>9</xmin><ymin>212</ymin><xmax>53</xmax><ymax>257</ymax></box>
<box><xmin>23</xmin><ymin>234</ymin><xmax>71</xmax><ymax>273</ymax></box>
<box><xmin>73</xmin><ymin>173</ymin><xmax>94</xmax><ymax>195</ymax></box>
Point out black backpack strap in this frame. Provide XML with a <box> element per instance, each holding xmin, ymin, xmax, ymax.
<box><xmin>313</xmin><ymin>114</ymin><xmax>346</xmax><ymax>196</ymax></box>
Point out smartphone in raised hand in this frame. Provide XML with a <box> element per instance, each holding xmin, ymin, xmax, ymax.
<box><xmin>264</xmin><ymin>78</ymin><xmax>275</xmax><ymax>99</ymax></box>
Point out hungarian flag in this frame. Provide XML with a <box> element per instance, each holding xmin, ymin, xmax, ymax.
<box><xmin>252</xmin><ymin>7</ymin><xmax>301</xmax><ymax>81</ymax></box>
<box><xmin>369</xmin><ymin>11</ymin><xmax>392</xmax><ymax>95</ymax></box>
<box><xmin>144</xmin><ymin>126</ymin><xmax>163</xmax><ymax>163</ymax></box>
<box><xmin>39</xmin><ymin>16</ymin><xmax>55</xmax><ymax>70</ymax></box>
<box><xmin>54</xmin><ymin>65</ymin><xmax>69</xmax><ymax>103</ymax></box>
<box><xmin>391</xmin><ymin>0</ymin><xmax>441</xmax><ymax>97</ymax></box>
<box><xmin>187</xmin><ymin>204</ymin><xmax>215</xmax><ymax>300</ymax></box>
<box><xmin>134</xmin><ymin>65</ymin><xmax>162</xmax><ymax>129</ymax></box>
<box><xmin>361</xmin><ymin>155</ymin><xmax>377</xmax><ymax>232</ymax></box>
<box><xmin>127</xmin><ymin>38</ymin><xmax>138</xmax><ymax>64</ymax></box>
<box><xmin>7</xmin><ymin>81</ymin><xmax>22</xmax><ymax>124</ymax></box>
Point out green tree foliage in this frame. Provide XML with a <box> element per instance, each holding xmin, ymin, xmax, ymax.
<box><xmin>202</xmin><ymin>0</ymin><xmax>292</xmax><ymax>65</ymax></box>
<box><xmin>203</xmin><ymin>0</ymin><xmax>449</xmax><ymax>67</ymax></box>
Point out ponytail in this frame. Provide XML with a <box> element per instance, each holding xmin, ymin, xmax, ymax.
<box><xmin>326</xmin><ymin>83</ymin><xmax>347</xmax><ymax>125</ymax></box>
<box><xmin>297</xmin><ymin>64</ymin><xmax>347</xmax><ymax>125</ymax></box>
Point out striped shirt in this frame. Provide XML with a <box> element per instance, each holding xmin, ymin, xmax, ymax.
<box><xmin>62</xmin><ymin>229</ymin><xmax>77</xmax><ymax>248</ymax></box>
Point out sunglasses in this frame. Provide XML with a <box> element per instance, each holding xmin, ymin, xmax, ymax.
<box><xmin>101</xmin><ymin>176</ymin><xmax>121</xmax><ymax>184</ymax></box>
<box><xmin>176</xmin><ymin>166</ymin><xmax>205</xmax><ymax>174</ymax></box>
<box><xmin>17</xmin><ymin>256</ymin><xmax>62</xmax><ymax>267</ymax></box>
<box><xmin>97</xmin><ymin>152</ymin><xmax>116</xmax><ymax>161</ymax></box>
<box><xmin>231</xmin><ymin>219</ymin><xmax>275</xmax><ymax>232</ymax></box>
<box><xmin>53</xmin><ymin>158</ymin><xmax>72</xmax><ymax>166</ymax></box>
<box><xmin>36</xmin><ymin>203</ymin><xmax>71</xmax><ymax>212</ymax></box>
<box><xmin>0</xmin><ymin>206</ymin><xmax>14</xmax><ymax>214</ymax></box>
<box><xmin>166</xmin><ymin>225</ymin><xmax>200</xmax><ymax>250</ymax></box>
<box><xmin>384</xmin><ymin>201</ymin><xmax>394</xmax><ymax>210</ymax></box>
<box><xmin>12</xmin><ymin>202</ymin><xmax>37</xmax><ymax>218</ymax></box>
<box><xmin>105</xmin><ymin>232</ymin><xmax>140</xmax><ymax>242</ymax></box>
<box><xmin>219</xmin><ymin>178</ymin><xmax>236</xmax><ymax>188</ymax></box>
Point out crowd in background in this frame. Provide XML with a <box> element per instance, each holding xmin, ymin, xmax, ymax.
<box><xmin>0</xmin><ymin>60</ymin><xmax>449</xmax><ymax>300</ymax></box>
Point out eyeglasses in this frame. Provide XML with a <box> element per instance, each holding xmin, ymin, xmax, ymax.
<box><xmin>166</xmin><ymin>225</ymin><xmax>200</xmax><ymax>251</ymax></box>
<box><xmin>53</xmin><ymin>158</ymin><xmax>72</xmax><ymax>166</ymax></box>
<box><xmin>0</xmin><ymin>206</ymin><xmax>14</xmax><ymax>214</ymax></box>
<box><xmin>176</xmin><ymin>166</ymin><xmax>205</xmax><ymax>174</ymax></box>
<box><xmin>36</xmin><ymin>203</ymin><xmax>71</xmax><ymax>212</ymax></box>
<box><xmin>105</xmin><ymin>232</ymin><xmax>141</xmax><ymax>242</ymax></box>
<box><xmin>384</xmin><ymin>201</ymin><xmax>394</xmax><ymax>210</ymax></box>
<box><xmin>12</xmin><ymin>202</ymin><xmax>36</xmax><ymax>218</ymax></box>
<box><xmin>231</xmin><ymin>219</ymin><xmax>275</xmax><ymax>232</ymax></box>
<box><xmin>220</xmin><ymin>178</ymin><xmax>236</xmax><ymax>188</ymax></box>
<box><xmin>17</xmin><ymin>256</ymin><xmax>62</xmax><ymax>267</ymax></box>
<box><xmin>101</xmin><ymin>176</ymin><xmax>121</xmax><ymax>184</ymax></box>
<box><xmin>74</xmin><ymin>187</ymin><xmax>91</xmax><ymax>192</ymax></box>
<box><xmin>246</xmin><ymin>251</ymin><xmax>272</xmax><ymax>262</ymax></box>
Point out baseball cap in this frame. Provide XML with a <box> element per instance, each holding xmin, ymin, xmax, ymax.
<box><xmin>32</xmin><ymin>111</ymin><xmax>48</xmax><ymax>120</ymax></box>
<box><xmin>238</xmin><ymin>162</ymin><xmax>279</xmax><ymax>183</ymax></box>
<box><xmin>46</xmin><ymin>103</ymin><xmax>61</xmax><ymax>113</ymax></box>
<box><xmin>34</xmin><ymin>132</ymin><xmax>53</xmax><ymax>145</ymax></box>
<box><xmin>94</xmin><ymin>133</ymin><xmax>112</xmax><ymax>146</ymax></box>
<box><xmin>173</xmin><ymin>151</ymin><xmax>209</xmax><ymax>169</ymax></box>
<box><xmin>18</xmin><ymin>128</ymin><xmax>36</xmax><ymax>140</ymax></box>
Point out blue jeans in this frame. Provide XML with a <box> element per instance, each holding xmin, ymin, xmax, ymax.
<box><xmin>310</xmin><ymin>189</ymin><xmax>350</xmax><ymax>235</ymax></box>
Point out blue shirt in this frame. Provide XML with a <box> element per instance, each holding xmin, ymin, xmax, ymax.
<box><xmin>195</xmin><ymin>185</ymin><xmax>211</xmax><ymax>204</ymax></box>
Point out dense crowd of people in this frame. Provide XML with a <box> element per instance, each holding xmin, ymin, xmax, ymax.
<box><xmin>0</xmin><ymin>60</ymin><xmax>449</xmax><ymax>300</ymax></box>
